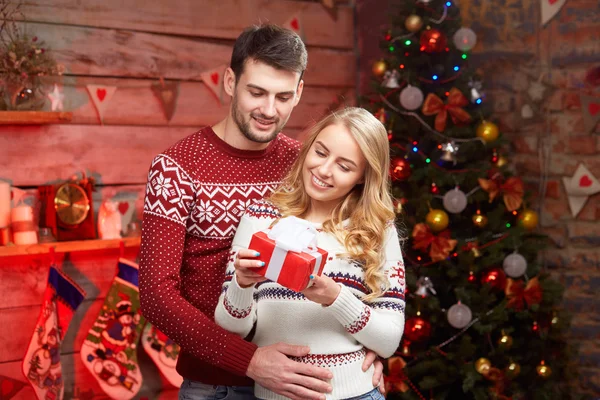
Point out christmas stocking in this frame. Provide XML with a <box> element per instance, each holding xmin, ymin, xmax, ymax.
<box><xmin>141</xmin><ymin>324</ymin><xmax>183</xmax><ymax>387</ymax></box>
<box><xmin>80</xmin><ymin>258</ymin><xmax>145</xmax><ymax>400</ymax></box>
<box><xmin>21</xmin><ymin>265</ymin><xmax>86</xmax><ymax>400</ymax></box>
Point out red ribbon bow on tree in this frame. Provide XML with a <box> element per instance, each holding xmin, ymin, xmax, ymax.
<box><xmin>478</xmin><ymin>174</ymin><xmax>524</xmax><ymax>212</ymax></box>
<box><xmin>485</xmin><ymin>367</ymin><xmax>510</xmax><ymax>399</ymax></box>
<box><xmin>384</xmin><ymin>357</ymin><xmax>409</xmax><ymax>393</ymax></box>
<box><xmin>505</xmin><ymin>277</ymin><xmax>542</xmax><ymax>311</ymax></box>
<box><xmin>421</xmin><ymin>87</ymin><xmax>472</xmax><ymax>131</ymax></box>
<box><xmin>412</xmin><ymin>223</ymin><xmax>458</xmax><ymax>262</ymax></box>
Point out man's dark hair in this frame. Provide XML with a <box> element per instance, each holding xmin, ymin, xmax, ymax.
<box><xmin>230</xmin><ymin>24</ymin><xmax>308</xmax><ymax>83</ymax></box>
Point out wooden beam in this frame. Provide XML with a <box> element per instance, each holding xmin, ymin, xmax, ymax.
<box><xmin>0</xmin><ymin>125</ymin><xmax>192</xmax><ymax>186</ymax></box>
<box><xmin>0</xmin><ymin>237</ymin><xmax>140</xmax><ymax>257</ymax></box>
<box><xmin>39</xmin><ymin>76</ymin><xmax>355</xmax><ymax>128</ymax></box>
<box><xmin>0</xmin><ymin>123</ymin><xmax>313</xmax><ymax>186</ymax></box>
<box><xmin>23</xmin><ymin>22</ymin><xmax>355</xmax><ymax>87</ymax></box>
<box><xmin>19</xmin><ymin>0</ymin><xmax>354</xmax><ymax>49</ymax></box>
<box><xmin>0</xmin><ymin>111</ymin><xmax>73</xmax><ymax>125</ymax></box>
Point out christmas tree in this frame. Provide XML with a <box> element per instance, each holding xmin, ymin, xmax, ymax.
<box><xmin>362</xmin><ymin>1</ymin><xmax>578</xmax><ymax>399</ymax></box>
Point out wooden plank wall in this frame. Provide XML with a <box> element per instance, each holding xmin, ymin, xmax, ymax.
<box><xmin>0</xmin><ymin>1</ymin><xmax>356</xmax><ymax>398</ymax></box>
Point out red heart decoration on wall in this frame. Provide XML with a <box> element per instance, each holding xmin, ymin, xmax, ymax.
<box><xmin>588</xmin><ymin>102</ymin><xmax>600</xmax><ymax>116</ymax></box>
<box><xmin>548</xmin><ymin>0</ymin><xmax>558</xmax><ymax>4</ymax></box>
<box><xmin>97</xmin><ymin>88</ymin><xmax>107</xmax><ymax>101</ymax></box>
<box><xmin>118</xmin><ymin>202</ymin><xmax>130</xmax><ymax>215</ymax></box>
<box><xmin>290</xmin><ymin>18</ymin><xmax>299</xmax><ymax>31</ymax></box>
<box><xmin>579</xmin><ymin>175</ymin><xmax>592</xmax><ymax>187</ymax></box>
<box><xmin>210</xmin><ymin>73</ymin><xmax>219</xmax><ymax>85</ymax></box>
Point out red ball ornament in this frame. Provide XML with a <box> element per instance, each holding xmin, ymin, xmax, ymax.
<box><xmin>404</xmin><ymin>316</ymin><xmax>432</xmax><ymax>342</ymax></box>
<box><xmin>390</xmin><ymin>157</ymin><xmax>412</xmax><ymax>181</ymax></box>
<box><xmin>481</xmin><ymin>267</ymin><xmax>507</xmax><ymax>291</ymax></box>
<box><xmin>420</xmin><ymin>28</ymin><xmax>448</xmax><ymax>53</ymax></box>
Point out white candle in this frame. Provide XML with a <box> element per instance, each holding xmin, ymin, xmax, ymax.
<box><xmin>11</xmin><ymin>205</ymin><xmax>35</xmax><ymax>222</ymax></box>
<box><xmin>14</xmin><ymin>231</ymin><xmax>38</xmax><ymax>245</ymax></box>
<box><xmin>0</xmin><ymin>181</ymin><xmax>11</xmax><ymax>228</ymax></box>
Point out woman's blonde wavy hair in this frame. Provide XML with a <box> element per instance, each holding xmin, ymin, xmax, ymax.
<box><xmin>269</xmin><ymin>107</ymin><xmax>396</xmax><ymax>301</ymax></box>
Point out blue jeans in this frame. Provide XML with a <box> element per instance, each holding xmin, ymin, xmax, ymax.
<box><xmin>345</xmin><ymin>388</ymin><xmax>386</xmax><ymax>400</ymax></box>
<box><xmin>179</xmin><ymin>379</ymin><xmax>255</xmax><ymax>400</ymax></box>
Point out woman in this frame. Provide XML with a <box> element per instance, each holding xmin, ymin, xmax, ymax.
<box><xmin>215</xmin><ymin>107</ymin><xmax>405</xmax><ymax>400</ymax></box>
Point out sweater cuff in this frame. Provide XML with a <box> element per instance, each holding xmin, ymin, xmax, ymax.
<box><xmin>222</xmin><ymin>274</ymin><xmax>255</xmax><ymax>319</ymax></box>
<box><xmin>327</xmin><ymin>285</ymin><xmax>371</xmax><ymax>335</ymax></box>
<box><xmin>221</xmin><ymin>335</ymin><xmax>258</xmax><ymax>376</ymax></box>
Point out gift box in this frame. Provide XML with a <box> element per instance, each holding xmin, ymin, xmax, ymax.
<box><xmin>249</xmin><ymin>216</ymin><xmax>328</xmax><ymax>292</ymax></box>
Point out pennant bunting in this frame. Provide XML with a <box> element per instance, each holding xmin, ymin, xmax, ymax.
<box><xmin>151</xmin><ymin>79</ymin><xmax>179</xmax><ymax>122</ymax></box>
<box><xmin>321</xmin><ymin>0</ymin><xmax>335</xmax><ymax>10</ymax></box>
<box><xmin>199</xmin><ymin>65</ymin><xmax>227</xmax><ymax>104</ymax></box>
<box><xmin>562</xmin><ymin>163</ymin><xmax>600</xmax><ymax>217</ymax></box>
<box><xmin>580</xmin><ymin>94</ymin><xmax>600</xmax><ymax>133</ymax></box>
<box><xmin>541</xmin><ymin>0</ymin><xmax>567</xmax><ymax>26</ymax></box>
<box><xmin>86</xmin><ymin>85</ymin><xmax>117</xmax><ymax>123</ymax></box>
<box><xmin>282</xmin><ymin>13</ymin><xmax>305</xmax><ymax>41</ymax></box>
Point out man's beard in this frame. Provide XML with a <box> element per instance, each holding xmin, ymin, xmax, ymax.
<box><xmin>231</xmin><ymin>94</ymin><xmax>286</xmax><ymax>144</ymax></box>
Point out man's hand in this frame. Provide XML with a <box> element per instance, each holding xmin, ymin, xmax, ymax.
<box><xmin>234</xmin><ymin>249</ymin><xmax>267</xmax><ymax>288</ymax></box>
<box><xmin>247</xmin><ymin>343</ymin><xmax>333</xmax><ymax>400</ymax></box>
<box><xmin>362</xmin><ymin>349</ymin><xmax>385</xmax><ymax>395</ymax></box>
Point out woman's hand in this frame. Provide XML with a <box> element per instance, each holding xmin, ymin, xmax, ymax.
<box><xmin>302</xmin><ymin>275</ymin><xmax>341</xmax><ymax>306</ymax></box>
<box><xmin>234</xmin><ymin>249</ymin><xmax>267</xmax><ymax>288</ymax></box>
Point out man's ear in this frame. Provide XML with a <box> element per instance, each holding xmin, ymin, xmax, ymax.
<box><xmin>294</xmin><ymin>79</ymin><xmax>304</xmax><ymax>106</ymax></box>
<box><xmin>223</xmin><ymin>67</ymin><xmax>236</xmax><ymax>97</ymax></box>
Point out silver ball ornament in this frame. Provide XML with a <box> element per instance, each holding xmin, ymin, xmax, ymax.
<box><xmin>503</xmin><ymin>252</ymin><xmax>527</xmax><ymax>278</ymax></box>
<box><xmin>443</xmin><ymin>188</ymin><xmax>468</xmax><ymax>214</ymax></box>
<box><xmin>399</xmin><ymin>85</ymin><xmax>424</xmax><ymax>111</ymax></box>
<box><xmin>453</xmin><ymin>27</ymin><xmax>477</xmax><ymax>51</ymax></box>
<box><xmin>447</xmin><ymin>303</ymin><xmax>472</xmax><ymax>329</ymax></box>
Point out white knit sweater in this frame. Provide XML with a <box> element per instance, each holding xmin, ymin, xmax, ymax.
<box><xmin>214</xmin><ymin>201</ymin><xmax>406</xmax><ymax>399</ymax></box>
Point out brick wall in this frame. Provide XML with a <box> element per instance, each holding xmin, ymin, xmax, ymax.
<box><xmin>357</xmin><ymin>0</ymin><xmax>600</xmax><ymax>395</ymax></box>
<box><xmin>478</xmin><ymin>1</ymin><xmax>600</xmax><ymax>394</ymax></box>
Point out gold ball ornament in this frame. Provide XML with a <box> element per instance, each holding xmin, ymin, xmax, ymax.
<box><xmin>472</xmin><ymin>211</ymin><xmax>488</xmax><ymax>228</ymax></box>
<box><xmin>393</xmin><ymin>199</ymin><xmax>404</xmax><ymax>215</ymax></box>
<box><xmin>495</xmin><ymin>155</ymin><xmax>508</xmax><ymax>167</ymax></box>
<box><xmin>425</xmin><ymin>208</ymin><xmax>449</xmax><ymax>232</ymax></box>
<box><xmin>476</xmin><ymin>121</ymin><xmax>500</xmax><ymax>143</ymax></box>
<box><xmin>372</xmin><ymin>60</ymin><xmax>387</xmax><ymax>77</ymax></box>
<box><xmin>474</xmin><ymin>358</ymin><xmax>492</xmax><ymax>375</ymax></box>
<box><xmin>505</xmin><ymin>361</ymin><xmax>521</xmax><ymax>379</ymax></box>
<box><xmin>498</xmin><ymin>333</ymin><xmax>513</xmax><ymax>349</ymax></box>
<box><xmin>518</xmin><ymin>209</ymin><xmax>539</xmax><ymax>230</ymax></box>
<box><xmin>536</xmin><ymin>361</ymin><xmax>552</xmax><ymax>378</ymax></box>
<box><xmin>405</xmin><ymin>15</ymin><xmax>424</xmax><ymax>33</ymax></box>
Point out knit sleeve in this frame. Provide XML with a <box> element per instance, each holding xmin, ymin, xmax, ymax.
<box><xmin>326</xmin><ymin>224</ymin><xmax>406</xmax><ymax>358</ymax></box>
<box><xmin>138</xmin><ymin>154</ymin><xmax>257</xmax><ymax>377</ymax></box>
<box><xmin>215</xmin><ymin>205</ymin><xmax>275</xmax><ymax>337</ymax></box>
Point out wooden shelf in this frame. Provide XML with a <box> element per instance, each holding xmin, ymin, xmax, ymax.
<box><xmin>0</xmin><ymin>111</ymin><xmax>73</xmax><ymax>125</ymax></box>
<box><xmin>0</xmin><ymin>237</ymin><xmax>140</xmax><ymax>257</ymax></box>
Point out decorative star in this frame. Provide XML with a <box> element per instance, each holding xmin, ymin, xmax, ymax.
<box><xmin>47</xmin><ymin>84</ymin><xmax>64</xmax><ymax>111</ymax></box>
<box><xmin>527</xmin><ymin>81</ymin><xmax>547</xmax><ymax>102</ymax></box>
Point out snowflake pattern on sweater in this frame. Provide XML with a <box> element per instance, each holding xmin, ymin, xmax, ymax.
<box><xmin>138</xmin><ymin>128</ymin><xmax>300</xmax><ymax>386</ymax></box>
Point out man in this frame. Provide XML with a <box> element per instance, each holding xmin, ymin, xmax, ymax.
<box><xmin>139</xmin><ymin>24</ymin><xmax>383</xmax><ymax>400</ymax></box>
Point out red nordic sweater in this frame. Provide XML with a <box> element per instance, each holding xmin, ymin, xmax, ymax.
<box><xmin>139</xmin><ymin>126</ymin><xmax>300</xmax><ymax>385</ymax></box>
